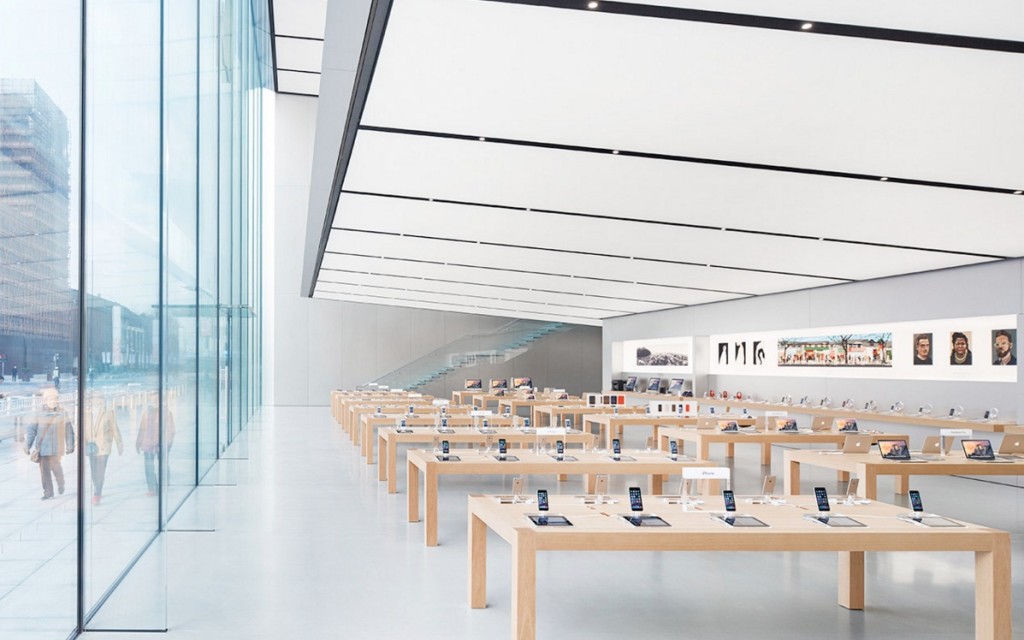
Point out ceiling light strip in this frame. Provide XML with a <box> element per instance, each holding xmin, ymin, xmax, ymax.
<box><xmin>316</xmin><ymin>280</ymin><xmax>628</xmax><ymax>313</ymax></box>
<box><xmin>325</xmin><ymin>249</ymin><xmax>775</xmax><ymax>294</ymax></box>
<box><xmin>357</xmin><ymin>125</ymin><xmax>1020</xmax><ymax>196</ymax></box>
<box><xmin>312</xmin><ymin>289</ymin><xmax>611</xmax><ymax>321</ymax></box>
<box><xmin>331</xmin><ymin>227</ymin><xmax>853</xmax><ymax>282</ymax></box>
<box><xmin>479</xmin><ymin>0</ymin><xmax>1024</xmax><ymax>54</ymax></box>
<box><xmin>319</xmin><ymin>267</ymin><xmax>678</xmax><ymax>306</ymax></box>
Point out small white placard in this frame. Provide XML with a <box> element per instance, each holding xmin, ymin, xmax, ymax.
<box><xmin>432</xmin><ymin>399</ymin><xmax>450</xmax><ymax>406</ymax></box>
<box><xmin>764</xmin><ymin>411</ymin><xmax>788</xmax><ymax>418</ymax></box>
<box><xmin>682</xmin><ymin>467</ymin><xmax>731</xmax><ymax>480</ymax></box>
<box><xmin>940</xmin><ymin>428</ymin><xmax>973</xmax><ymax>437</ymax></box>
<box><xmin>537</xmin><ymin>427</ymin><xmax>566</xmax><ymax>436</ymax></box>
<box><xmin>471</xmin><ymin>410</ymin><xmax>494</xmax><ymax>417</ymax></box>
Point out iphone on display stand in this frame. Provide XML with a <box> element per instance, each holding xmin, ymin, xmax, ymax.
<box><xmin>555</xmin><ymin>440</ymin><xmax>565</xmax><ymax>460</ymax></box>
<box><xmin>497</xmin><ymin>438</ymin><xmax>508</xmax><ymax>460</ymax></box>
<box><xmin>844</xmin><ymin>478</ymin><xmax>860</xmax><ymax>505</ymax></box>
<box><xmin>512</xmin><ymin>477</ymin><xmax>524</xmax><ymax>502</ymax></box>
<box><xmin>594</xmin><ymin>474</ymin><xmax>608</xmax><ymax>501</ymax></box>
<box><xmin>612</xmin><ymin>438</ymin><xmax>621</xmax><ymax>460</ymax></box>
<box><xmin>669</xmin><ymin>440</ymin><xmax>679</xmax><ymax>460</ymax></box>
<box><xmin>440</xmin><ymin>440</ymin><xmax>450</xmax><ymax>461</ymax></box>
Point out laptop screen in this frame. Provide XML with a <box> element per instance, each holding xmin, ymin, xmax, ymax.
<box><xmin>962</xmin><ymin>439</ymin><xmax>995</xmax><ymax>460</ymax></box>
<box><xmin>877</xmin><ymin>439</ymin><xmax>911</xmax><ymax>460</ymax></box>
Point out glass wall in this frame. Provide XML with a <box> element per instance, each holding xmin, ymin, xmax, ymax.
<box><xmin>0</xmin><ymin>0</ymin><xmax>267</xmax><ymax>637</ymax></box>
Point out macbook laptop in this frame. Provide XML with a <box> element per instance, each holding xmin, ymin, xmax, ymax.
<box><xmin>962</xmin><ymin>439</ymin><xmax>1015</xmax><ymax>463</ymax></box>
<box><xmin>841</xmin><ymin>434</ymin><xmax>875</xmax><ymax>454</ymax></box>
<box><xmin>810</xmin><ymin>416</ymin><xmax>834</xmax><ymax>432</ymax></box>
<box><xmin>695</xmin><ymin>416</ymin><xmax>720</xmax><ymax>430</ymax></box>
<box><xmin>877</xmin><ymin>439</ymin><xmax>928</xmax><ymax>463</ymax></box>
<box><xmin>776</xmin><ymin>418</ymin><xmax>799</xmax><ymax>433</ymax></box>
<box><xmin>836</xmin><ymin>419</ymin><xmax>858</xmax><ymax>433</ymax></box>
<box><xmin>998</xmin><ymin>436</ymin><xmax>1024</xmax><ymax>458</ymax></box>
<box><xmin>915</xmin><ymin>435</ymin><xmax>950</xmax><ymax>461</ymax></box>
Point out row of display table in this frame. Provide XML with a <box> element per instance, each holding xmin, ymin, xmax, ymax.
<box><xmin>329</xmin><ymin>389</ymin><xmax>1014</xmax><ymax>640</ymax></box>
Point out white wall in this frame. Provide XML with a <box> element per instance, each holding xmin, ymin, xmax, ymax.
<box><xmin>270</xmin><ymin>94</ymin><xmax>602</xmax><ymax>405</ymax></box>
<box><xmin>604</xmin><ymin>259</ymin><xmax>1024</xmax><ymax>420</ymax></box>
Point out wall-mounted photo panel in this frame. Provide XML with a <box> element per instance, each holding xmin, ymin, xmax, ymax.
<box><xmin>620</xmin><ymin>337</ymin><xmax>693</xmax><ymax>374</ymax></box>
<box><xmin>710</xmin><ymin>315</ymin><xmax>1017</xmax><ymax>383</ymax></box>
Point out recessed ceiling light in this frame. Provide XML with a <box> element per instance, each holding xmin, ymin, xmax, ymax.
<box><xmin>880</xmin><ymin>176</ymin><xmax>888</xmax><ymax>181</ymax></box>
<box><xmin>587</xmin><ymin>1</ymin><xmax>599</xmax><ymax>8</ymax></box>
<box><xmin>612</xmin><ymin>149</ymin><xmax>619</xmax><ymax>155</ymax></box>
<box><xmin>1015</xmin><ymin>190</ymin><xmax>1023</xmax><ymax>195</ymax></box>
<box><xmin>478</xmin><ymin>137</ymin><xmax>486</xmax><ymax>141</ymax></box>
<box><xmin>801</xmin><ymin>22</ymin><xmax>813</xmax><ymax>30</ymax></box>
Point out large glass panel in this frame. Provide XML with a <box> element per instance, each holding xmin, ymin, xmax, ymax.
<box><xmin>82</xmin><ymin>0</ymin><xmax>165</xmax><ymax>630</ymax></box>
<box><xmin>0</xmin><ymin>2</ymin><xmax>81</xmax><ymax>637</ymax></box>
<box><xmin>163</xmin><ymin>0</ymin><xmax>199</xmax><ymax>513</ymax></box>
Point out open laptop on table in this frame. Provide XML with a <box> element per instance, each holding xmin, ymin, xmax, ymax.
<box><xmin>841</xmin><ymin>434</ymin><xmax>875</xmax><ymax>454</ymax></box>
<box><xmin>877</xmin><ymin>439</ymin><xmax>929</xmax><ymax>463</ymax></box>
<box><xmin>914</xmin><ymin>435</ymin><xmax>950</xmax><ymax>461</ymax></box>
<box><xmin>810</xmin><ymin>416</ymin><xmax>834</xmax><ymax>432</ymax></box>
<box><xmin>998</xmin><ymin>436</ymin><xmax>1024</xmax><ymax>459</ymax></box>
<box><xmin>962</xmin><ymin>439</ymin><xmax>1016</xmax><ymax>463</ymax></box>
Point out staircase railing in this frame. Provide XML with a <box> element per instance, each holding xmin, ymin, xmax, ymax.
<box><xmin>369</xmin><ymin>320</ymin><xmax>568</xmax><ymax>390</ymax></box>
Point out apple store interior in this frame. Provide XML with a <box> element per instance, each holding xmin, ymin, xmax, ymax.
<box><xmin>1</xmin><ymin>1</ymin><xmax>1023</xmax><ymax>638</ymax></box>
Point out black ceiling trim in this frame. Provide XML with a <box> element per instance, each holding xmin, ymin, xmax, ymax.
<box><xmin>319</xmin><ymin>267</ymin><xmax>678</xmax><ymax>307</ymax></box>
<box><xmin>268</xmin><ymin>0</ymin><xmax>279</xmax><ymax>91</ymax></box>
<box><xmin>275</xmin><ymin>34</ymin><xmax>325</xmax><ymax>42</ymax></box>
<box><xmin>316</xmin><ymin>280</ymin><xmax>624</xmax><ymax>313</ymax></box>
<box><xmin>278</xmin><ymin>68</ymin><xmax>322</xmax><ymax>75</ymax></box>
<box><xmin>324</xmin><ymin>249</ymin><xmax>761</xmax><ymax>296</ymax></box>
<box><xmin>340</xmin><ymin>189</ymin><xmax>1005</xmax><ymax>260</ymax></box>
<box><xmin>308</xmin><ymin>0</ymin><xmax>396</xmax><ymax>297</ymax></box>
<box><xmin>330</xmin><ymin>227</ymin><xmax>854</xmax><ymax>282</ymax></box>
<box><xmin>358</xmin><ymin>125</ymin><xmax>1020</xmax><ymax>196</ymax></box>
<box><xmin>313</xmin><ymin>289</ymin><xmax>607</xmax><ymax>321</ymax></box>
<box><xmin>278</xmin><ymin>90</ymin><xmax>319</xmax><ymax>98</ymax></box>
<box><xmin>479</xmin><ymin>0</ymin><xmax>1024</xmax><ymax>54</ymax></box>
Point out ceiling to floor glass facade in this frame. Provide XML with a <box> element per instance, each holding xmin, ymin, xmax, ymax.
<box><xmin>0</xmin><ymin>1</ymin><xmax>269</xmax><ymax>637</ymax></box>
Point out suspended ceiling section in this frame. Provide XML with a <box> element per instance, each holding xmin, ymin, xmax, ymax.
<box><xmin>270</xmin><ymin>0</ymin><xmax>327</xmax><ymax>96</ymax></box>
<box><xmin>304</xmin><ymin>0</ymin><xmax>1024</xmax><ymax>326</ymax></box>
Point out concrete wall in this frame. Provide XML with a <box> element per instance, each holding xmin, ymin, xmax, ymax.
<box><xmin>269</xmin><ymin>94</ymin><xmax>602</xmax><ymax>405</ymax></box>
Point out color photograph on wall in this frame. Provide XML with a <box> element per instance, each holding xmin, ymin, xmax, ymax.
<box><xmin>949</xmin><ymin>331</ymin><xmax>973</xmax><ymax>366</ymax></box>
<box><xmin>777</xmin><ymin>333</ymin><xmax>892</xmax><ymax>367</ymax></box>
<box><xmin>912</xmin><ymin>333</ymin><xmax>933</xmax><ymax>365</ymax></box>
<box><xmin>991</xmin><ymin>329</ymin><xmax>1017</xmax><ymax>366</ymax></box>
<box><xmin>619</xmin><ymin>337</ymin><xmax>694</xmax><ymax>374</ymax></box>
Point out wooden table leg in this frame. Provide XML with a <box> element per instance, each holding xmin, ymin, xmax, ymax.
<box><xmin>700</xmin><ymin>441</ymin><xmax>710</xmax><ymax>461</ymax></box>
<box><xmin>584</xmin><ymin>474</ymin><xmax>595</xmax><ymax>493</ymax></box>
<box><xmin>785</xmin><ymin>459</ymin><xmax>800</xmax><ymax>495</ymax></box>
<box><xmin>837</xmin><ymin>471</ymin><xmax>850</xmax><ymax>482</ymax></box>
<box><xmin>407</xmin><ymin>459</ymin><xmax>420</xmax><ymax>522</ymax></box>
<box><xmin>650</xmin><ymin>473</ymin><xmax>664</xmax><ymax>495</ymax></box>
<box><xmin>838</xmin><ymin>551</ymin><xmax>865</xmax><ymax>610</ymax></box>
<box><xmin>378</xmin><ymin>434</ymin><xmax>387</xmax><ymax>482</ymax></box>
<box><xmin>857</xmin><ymin>465</ymin><xmax>877</xmax><ymax>500</ymax></box>
<box><xmin>388</xmin><ymin>440</ymin><xmax>399</xmax><ymax>494</ymax></box>
<box><xmin>511</xmin><ymin>529</ymin><xmax>537</xmax><ymax>640</ymax></box>
<box><xmin>366</xmin><ymin>424</ymin><xmax>375</xmax><ymax>464</ymax></box>
<box><xmin>725</xmin><ymin>443</ymin><xmax>735</xmax><ymax>458</ymax></box>
<box><xmin>976</xmin><ymin>534</ymin><xmax>1012</xmax><ymax>640</ymax></box>
<box><xmin>894</xmin><ymin>474</ymin><xmax>909</xmax><ymax>495</ymax></box>
<box><xmin>425</xmin><ymin>468</ymin><xmax>439</xmax><ymax>546</ymax></box>
<box><xmin>469</xmin><ymin>512</ymin><xmax>487</xmax><ymax>609</ymax></box>
<box><xmin>761</xmin><ymin>443</ymin><xmax>772</xmax><ymax>466</ymax></box>
<box><xmin>558</xmin><ymin>474</ymin><xmax>568</xmax><ymax>482</ymax></box>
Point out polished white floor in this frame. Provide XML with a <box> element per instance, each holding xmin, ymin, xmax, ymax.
<box><xmin>85</xmin><ymin>406</ymin><xmax>1024</xmax><ymax>639</ymax></box>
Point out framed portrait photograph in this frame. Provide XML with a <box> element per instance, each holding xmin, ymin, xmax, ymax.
<box><xmin>992</xmin><ymin>329</ymin><xmax>1017</xmax><ymax>366</ymax></box>
<box><xmin>912</xmin><ymin>332</ymin><xmax>932</xmax><ymax>366</ymax></box>
<box><xmin>949</xmin><ymin>331</ymin><xmax>973</xmax><ymax>365</ymax></box>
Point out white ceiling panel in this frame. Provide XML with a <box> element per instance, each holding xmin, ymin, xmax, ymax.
<box><xmin>317</xmin><ymin>270</ymin><xmax>671</xmax><ymax>314</ymax></box>
<box><xmin>307</xmin><ymin>292</ymin><xmax>602</xmax><ymax>327</ymax></box>
<box><xmin>318</xmin><ymin>254</ymin><xmax>747</xmax><ymax>307</ymax></box>
<box><xmin>315</xmin><ymin>281</ymin><xmax>616</xmax><ymax>319</ymax></box>
<box><xmin>363</xmin><ymin>0</ymin><xmax>1024</xmax><ymax>187</ymax></box>
<box><xmin>616</xmin><ymin>0</ymin><xmax>1024</xmax><ymax>40</ymax></box>
<box><xmin>273</xmin><ymin>0</ymin><xmax>328</xmax><ymax>39</ymax></box>
<box><xmin>275</xmin><ymin>36</ymin><xmax>324</xmax><ymax>73</ymax></box>
<box><xmin>277</xmin><ymin>70</ymin><xmax>320</xmax><ymax>95</ymax></box>
<box><xmin>343</xmin><ymin>131</ymin><xmax>1024</xmax><ymax>258</ymax></box>
<box><xmin>322</xmin><ymin>228</ymin><xmax>851</xmax><ymax>295</ymax></box>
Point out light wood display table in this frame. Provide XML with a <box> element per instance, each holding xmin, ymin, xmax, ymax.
<box><xmin>467</xmin><ymin>494</ymin><xmax>1011</xmax><ymax>640</ymax></box>
<box><xmin>346</xmin><ymin>404</ymin><xmax>470</xmax><ymax>444</ymax></box>
<box><xmin>377</xmin><ymin>427</ymin><xmax>596</xmax><ymax>493</ymax></box>
<box><xmin>331</xmin><ymin>391</ymin><xmax>431</xmax><ymax>426</ymax></box>
<box><xmin>359</xmin><ymin>413</ymin><xmax>509</xmax><ymax>462</ymax></box>
<box><xmin>533</xmin><ymin>404</ymin><xmax>646</xmax><ymax>428</ymax></box>
<box><xmin>496</xmin><ymin>398</ymin><xmax>584</xmax><ymax>425</ymax></box>
<box><xmin>471</xmin><ymin>393</ymin><xmax>511</xmax><ymax>409</ymax></box>
<box><xmin>451</xmin><ymin>390</ymin><xmax>485</xmax><ymax>404</ymax></box>
<box><xmin>699</xmin><ymin>397</ymin><xmax>1016</xmax><ymax>433</ymax></box>
<box><xmin>585</xmin><ymin>414</ymin><xmax>755</xmax><ymax>449</ymax></box>
<box><xmin>785</xmin><ymin>449</ymin><xmax>1024</xmax><ymax>499</ymax></box>
<box><xmin>659</xmin><ymin>426</ymin><xmax>906</xmax><ymax>467</ymax></box>
<box><xmin>406</xmin><ymin>449</ymin><xmax>713</xmax><ymax>546</ymax></box>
